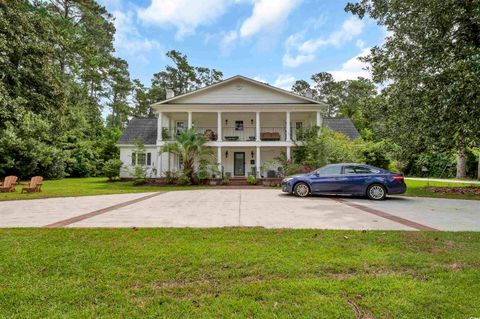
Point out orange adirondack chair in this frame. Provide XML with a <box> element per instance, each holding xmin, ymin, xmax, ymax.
<box><xmin>0</xmin><ymin>176</ymin><xmax>18</xmax><ymax>192</ymax></box>
<box><xmin>21</xmin><ymin>176</ymin><xmax>43</xmax><ymax>193</ymax></box>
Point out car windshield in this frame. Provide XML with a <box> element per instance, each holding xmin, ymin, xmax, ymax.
<box><xmin>314</xmin><ymin>165</ymin><xmax>342</xmax><ymax>176</ymax></box>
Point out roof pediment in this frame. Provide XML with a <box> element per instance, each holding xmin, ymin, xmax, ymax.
<box><xmin>153</xmin><ymin>75</ymin><xmax>322</xmax><ymax>105</ymax></box>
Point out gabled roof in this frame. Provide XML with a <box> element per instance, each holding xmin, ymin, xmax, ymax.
<box><xmin>117</xmin><ymin>118</ymin><xmax>157</xmax><ymax>145</ymax></box>
<box><xmin>152</xmin><ymin>75</ymin><xmax>323</xmax><ymax>106</ymax></box>
<box><xmin>323</xmin><ymin>118</ymin><xmax>361</xmax><ymax>140</ymax></box>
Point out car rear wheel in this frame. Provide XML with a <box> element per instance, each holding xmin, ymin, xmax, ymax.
<box><xmin>367</xmin><ymin>184</ymin><xmax>386</xmax><ymax>200</ymax></box>
<box><xmin>294</xmin><ymin>182</ymin><xmax>310</xmax><ymax>197</ymax></box>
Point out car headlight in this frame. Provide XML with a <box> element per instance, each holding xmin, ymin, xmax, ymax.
<box><xmin>282</xmin><ymin>177</ymin><xmax>293</xmax><ymax>183</ymax></box>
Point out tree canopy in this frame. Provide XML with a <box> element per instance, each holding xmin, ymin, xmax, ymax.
<box><xmin>0</xmin><ymin>1</ymin><xmax>222</xmax><ymax>179</ymax></box>
<box><xmin>345</xmin><ymin>0</ymin><xmax>480</xmax><ymax>178</ymax></box>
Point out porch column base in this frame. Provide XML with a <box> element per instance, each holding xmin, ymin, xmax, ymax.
<box><xmin>256</xmin><ymin>146</ymin><xmax>261</xmax><ymax>178</ymax></box>
<box><xmin>217</xmin><ymin>146</ymin><xmax>222</xmax><ymax>178</ymax></box>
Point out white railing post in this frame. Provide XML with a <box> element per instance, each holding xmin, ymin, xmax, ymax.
<box><xmin>217</xmin><ymin>112</ymin><xmax>222</xmax><ymax>142</ymax></box>
<box><xmin>286</xmin><ymin>146</ymin><xmax>291</xmax><ymax>161</ymax></box>
<box><xmin>286</xmin><ymin>111</ymin><xmax>291</xmax><ymax>141</ymax></box>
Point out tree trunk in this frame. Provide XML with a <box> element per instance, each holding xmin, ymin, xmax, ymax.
<box><xmin>477</xmin><ymin>151</ymin><xmax>480</xmax><ymax>180</ymax></box>
<box><xmin>456</xmin><ymin>145</ymin><xmax>467</xmax><ymax>179</ymax></box>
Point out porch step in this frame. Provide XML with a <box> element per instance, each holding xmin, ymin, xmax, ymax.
<box><xmin>228</xmin><ymin>178</ymin><xmax>249</xmax><ymax>186</ymax></box>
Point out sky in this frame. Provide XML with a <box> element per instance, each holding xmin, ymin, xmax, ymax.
<box><xmin>99</xmin><ymin>0</ymin><xmax>386</xmax><ymax>90</ymax></box>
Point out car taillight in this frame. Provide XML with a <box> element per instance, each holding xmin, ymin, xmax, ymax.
<box><xmin>392</xmin><ymin>175</ymin><xmax>404</xmax><ymax>182</ymax></box>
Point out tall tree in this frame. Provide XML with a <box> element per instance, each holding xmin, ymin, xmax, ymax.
<box><xmin>151</xmin><ymin>50</ymin><xmax>223</xmax><ymax>96</ymax></box>
<box><xmin>0</xmin><ymin>0</ymin><xmax>128</xmax><ymax>178</ymax></box>
<box><xmin>291</xmin><ymin>73</ymin><xmax>378</xmax><ymax>135</ymax></box>
<box><xmin>291</xmin><ymin>80</ymin><xmax>311</xmax><ymax>97</ymax></box>
<box><xmin>311</xmin><ymin>72</ymin><xmax>344</xmax><ymax>117</ymax></box>
<box><xmin>105</xmin><ymin>57</ymin><xmax>132</xmax><ymax>128</ymax></box>
<box><xmin>131</xmin><ymin>80</ymin><xmax>153</xmax><ymax>118</ymax></box>
<box><xmin>345</xmin><ymin>0</ymin><xmax>480</xmax><ymax>178</ymax></box>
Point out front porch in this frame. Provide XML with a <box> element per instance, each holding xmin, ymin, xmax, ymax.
<box><xmin>215</xmin><ymin>146</ymin><xmax>286</xmax><ymax>178</ymax></box>
<box><xmin>158</xmin><ymin>146</ymin><xmax>290</xmax><ymax>179</ymax></box>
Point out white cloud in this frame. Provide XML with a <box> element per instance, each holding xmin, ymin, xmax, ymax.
<box><xmin>220</xmin><ymin>30</ymin><xmax>238</xmax><ymax>55</ymax></box>
<box><xmin>273</xmin><ymin>74</ymin><xmax>296</xmax><ymax>90</ymax></box>
<box><xmin>113</xmin><ymin>10</ymin><xmax>162</xmax><ymax>56</ymax></box>
<box><xmin>253</xmin><ymin>76</ymin><xmax>268</xmax><ymax>83</ymax></box>
<box><xmin>328</xmin><ymin>48</ymin><xmax>371</xmax><ymax>81</ymax></box>
<box><xmin>253</xmin><ymin>74</ymin><xmax>296</xmax><ymax>90</ymax></box>
<box><xmin>282</xmin><ymin>53</ymin><xmax>314</xmax><ymax>68</ymax></box>
<box><xmin>282</xmin><ymin>32</ymin><xmax>315</xmax><ymax>67</ymax></box>
<box><xmin>239</xmin><ymin>0</ymin><xmax>301</xmax><ymax>38</ymax></box>
<box><xmin>219</xmin><ymin>0</ymin><xmax>300</xmax><ymax>54</ymax></box>
<box><xmin>356</xmin><ymin>39</ymin><xmax>365</xmax><ymax>49</ymax></box>
<box><xmin>283</xmin><ymin>17</ymin><xmax>365</xmax><ymax>68</ymax></box>
<box><xmin>137</xmin><ymin>0</ymin><xmax>230</xmax><ymax>39</ymax></box>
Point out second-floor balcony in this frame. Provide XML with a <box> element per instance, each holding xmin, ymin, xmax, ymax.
<box><xmin>161</xmin><ymin>126</ymin><xmax>314</xmax><ymax>142</ymax></box>
<box><xmin>157</xmin><ymin>111</ymin><xmax>321</xmax><ymax>143</ymax></box>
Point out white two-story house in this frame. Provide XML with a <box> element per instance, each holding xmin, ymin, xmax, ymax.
<box><xmin>117</xmin><ymin>75</ymin><xmax>359</xmax><ymax>179</ymax></box>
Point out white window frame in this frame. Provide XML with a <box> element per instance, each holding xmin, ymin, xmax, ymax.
<box><xmin>131</xmin><ymin>151</ymin><xmax>152</xmax><ymax>166</ymax></box>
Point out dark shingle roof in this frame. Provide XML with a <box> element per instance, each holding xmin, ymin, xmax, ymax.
<box><xmin>117</xmin><ymin>118</ymin><xmax>157</xmax><ymax>145</ymax></box>
<box><xmin>117</xmin><ymin>117</ymin><xmax>360</xmax><ymax>145</ymax></box>
<box><xmin>323</xmin><ymin>118</ymin><xmax>360</xmax><ymax>140</ymax></box>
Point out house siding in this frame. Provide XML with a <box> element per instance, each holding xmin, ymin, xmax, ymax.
<box><xmin>172</xmin><ymin>79</ymin><xmax>308</xmax><ymax>104</ymax></box>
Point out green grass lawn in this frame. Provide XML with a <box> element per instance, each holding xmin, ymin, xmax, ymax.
<box><xmin>403</xmin><ymin>179</ymin><xmax>480</xmax><ymax>200</ymax></box>
<box><xmin>0</xmin><ymin>228</ymin><xmax>479</xmax><ymax>318</ymax></box>
<box><xmin>0</xmin><ymin>177</ymin><xmax>208</xmax><ymax>201</ymax></box>
<box><xmin>0</xmin><ymin>177</ymin><xmax>479</xmax><ymax>201</ymax></box>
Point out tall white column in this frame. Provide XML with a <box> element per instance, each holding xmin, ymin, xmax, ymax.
<box><xmin>316</xmin><ymin>111</ymin><xmax>322</xmax><ymax>136</ymax></box>
<box><xmin>217</xmin><ymin>112</ymin><xmax>222</xmax><ymax>142</ymax></box>
<box><xmin>157</xmin><ymin>112</ymin><xmax>163</xmax><ymax>143</ymax></box>
<box><xmin>256</xmin><ymin>112</ymin><xmax>261</xmax><ymax>141</ymax></box>
<box><xmin>157</xmin><ymin>148</ymin><xmax>162</xmax><ymax>177</ymax></box>
<box><xmin>286</xmin><ymin>146</ymin><xmax>291</xmax><ymax>161</ymax></box>
<box><xmin>256</xmin><ymin>146</ymin><xmax>261</xmax><ymax>178</ymax></box>
<box><xmin>188</xmin><ymin>112</ymin><xmax>193</xmax><ymax>129</ymax></box>
<box><xmin>286</xmin><ymin>111</ymin><xmax>291</xmax><ymax>141</ymax></box>
<box><xmin>217</xmin><ymin>146</ymin><xmax>222</xmax><ymax>177</ymax></box>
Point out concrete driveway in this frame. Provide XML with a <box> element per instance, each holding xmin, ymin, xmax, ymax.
<box><xmin>0</xmin><ymin>189</ymin><xmax>479</xmax><ymax>231</ymax></box>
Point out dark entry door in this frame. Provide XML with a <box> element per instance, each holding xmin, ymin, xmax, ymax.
<box><xmin>234</xmin><ymin>152</ymin><xmax>245</xmax><ymax>176</ymax></box>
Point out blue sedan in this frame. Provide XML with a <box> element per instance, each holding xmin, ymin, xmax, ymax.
<box><xmin>281</xmin><ymin>163</ymin><xmax>406</xmax><ymax>200</ymax></box>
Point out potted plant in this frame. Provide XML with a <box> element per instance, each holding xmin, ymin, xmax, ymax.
<box><xmin>247</xmin><ymin>175</ymin><xmax>257</xmax><ymax>185</ymax></box>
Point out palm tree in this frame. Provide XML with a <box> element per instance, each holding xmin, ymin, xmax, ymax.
<box><xmin>160</xmin><ymin>128</ymin><xmax>213</xmax><ymax>182</ymax></box>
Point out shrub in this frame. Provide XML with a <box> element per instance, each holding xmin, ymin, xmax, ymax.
<box><xmin>246</xmin><ymin>176</ymin><xmax>257</xmax><ymax>185</ymax></box>
<box><xmin>132</xmin><ymin>165</ymin><xmax>148</xmax><ymax>185</ymax></box>
<box><xmin>409</xmin><ymin>151</ymin><xmax>456</xmax><ymax>177</ymax></box>
<box><xmin>103</xmin><ymin>159</ymin><xmax>123</xmax><ymax>181</ymax></box>
<box><xmin>164</xmin><ymin>170</ymin><xmax>179</xmax><ymax>184</ymax></box>
<box><xmin>361</xmin><ymin>140</ymin><xmax>391</xmax><ymax>169</ymax></box>
<box><xmin>196</xmin><ymin>159</ymin><xmax>210</xmax><ymax>184</ymax></box>
<box><xmin>176</xmin><ymin>174</ymin><xmax>191</xmax><ymax>186</ymax></box>
<box><xmin>222</xmin><ymin>177</ymin><xmax>230</xmax><ymax>185</ymax></box>
<box><xmin>296</xmin><ymin>128</ymin><xmax>364</xmax><ymax>169</ymax></box>
<box><xmin>283</xmin><ymin>160</ymin><xmax>315</xmax><ymax>176</ymax></box>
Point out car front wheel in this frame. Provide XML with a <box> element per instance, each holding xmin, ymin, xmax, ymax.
<box><xmin>367</xmin><ymin>184</ymin><xmax>387</xmax><ymax>200</ymax></box>
<box><xmin>294</xmin><ymin>182</ymin><xmax>310</xmax><ymax>197</ymax></box>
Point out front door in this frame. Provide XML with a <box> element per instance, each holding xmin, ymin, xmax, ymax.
<box><xmin>234</xmin><ymin>152</ymin><xmax>245</xmax><ymax>176</ymax></box>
